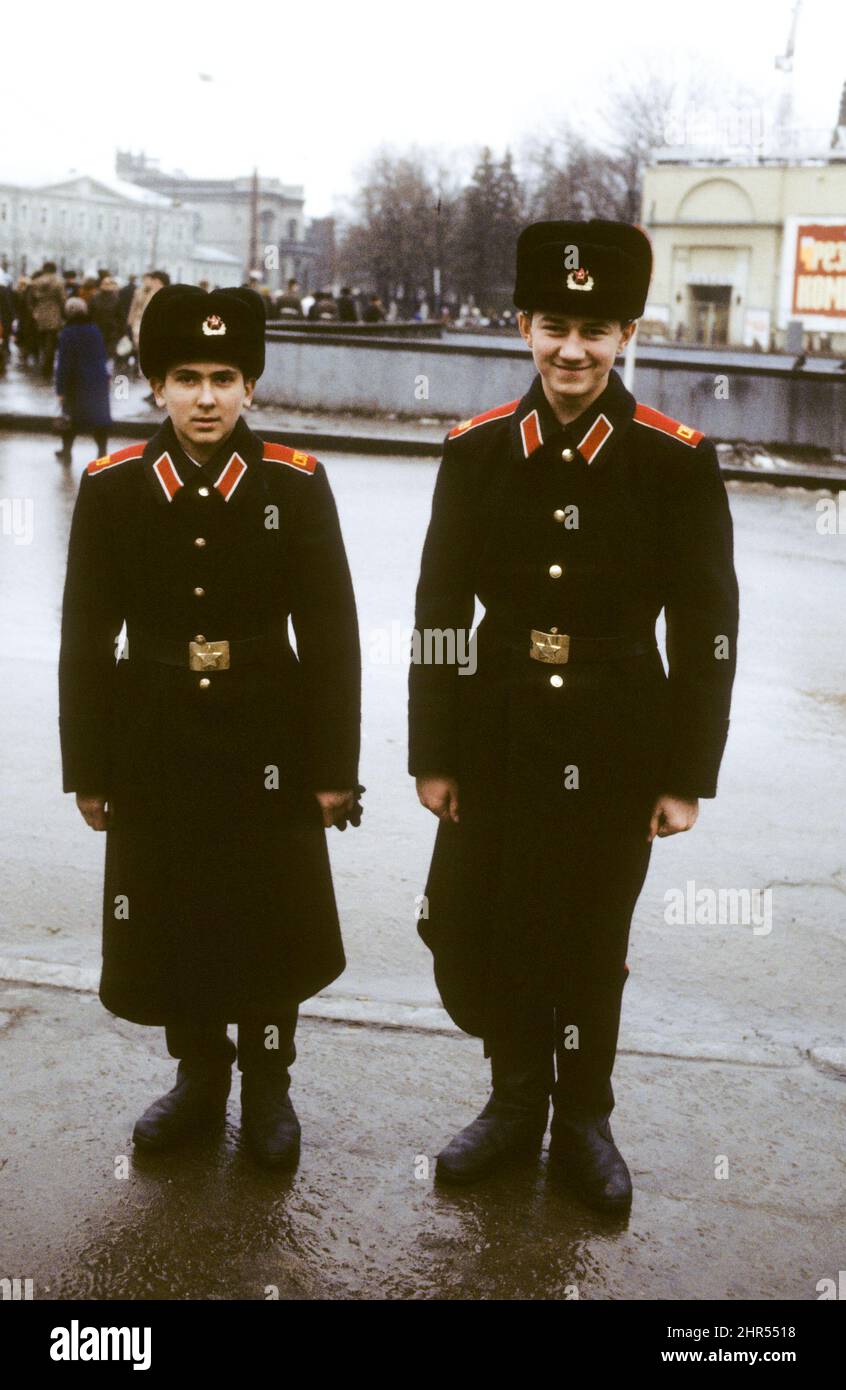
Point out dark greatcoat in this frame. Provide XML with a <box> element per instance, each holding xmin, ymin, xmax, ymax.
<box><xmin>408</xmin><ymin>368</ymin><xmax>739</xmax><ymax>1044</ymax></box>
<box><xmin>55</xmin><ymin>321</ymin><xmax>112</xmax><ymax>430</ymax></box>
<box><xmin>59</xmin><ymin>415</ymin><xmax>361</xmax><ymax>1025</ymax></box>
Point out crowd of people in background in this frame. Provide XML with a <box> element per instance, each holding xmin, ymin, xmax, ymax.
<box><xmin>242</xmin><ymin>272</ymin><xmax>388</xmax><ymax>325</ymax></box>
<box><xmin>0</xmin><ymin>258</ymin><xmax>514</xmax><ymax>464</ymax></box>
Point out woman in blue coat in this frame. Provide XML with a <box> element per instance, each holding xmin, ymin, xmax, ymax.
<box><xmin>54</xmin><ymin>298</ymin><xmax>112</xmax><ymax>463</ymax></box>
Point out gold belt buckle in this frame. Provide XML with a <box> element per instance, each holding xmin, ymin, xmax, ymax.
<box><xmin>188</xmin><ymin>639</ymin><xmax>231</xmax><ymax>671</ymax></box>
<box><xmin>529</xmin><ymin>627</ymin><xmax>570</xmax><ymax>665</ymax></box>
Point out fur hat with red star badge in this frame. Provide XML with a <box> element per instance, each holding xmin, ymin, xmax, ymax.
<box><xmin>139</xmin><ymin>284</ymin><xmax>266</xmax><ymax>381</ymax></box>
<box><xmin>513</xmin><ymin>219</ymin><xmax>653</xmax><ymax>322</ymax></box>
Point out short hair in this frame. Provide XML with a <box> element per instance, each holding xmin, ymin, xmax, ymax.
<box><xmin>151</xmin><ymin>269</ymin><xmax>170</xmax><ymax>286</ymax></box>
<box><xmin>43</xmin><ymin>261</ymin><xmax>57</xmax><ymax>273</ymax></box>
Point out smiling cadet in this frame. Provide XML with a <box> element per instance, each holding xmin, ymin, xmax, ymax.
<box><xmin>409</xmin><ymin>220</ymin><xmax>739</xmax><ymax>1210</ymax></box>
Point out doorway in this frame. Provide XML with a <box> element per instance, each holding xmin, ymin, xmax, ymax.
<box><xmin>688</xmin><ymin>284</ymin><xmax>732</xmax><ymax>345</ymax></box>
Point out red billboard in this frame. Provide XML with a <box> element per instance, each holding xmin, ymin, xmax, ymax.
<box><xmin>792</xmin><ymin>224</ymin><xmax>846</xmax><ymax>317</ymax></box>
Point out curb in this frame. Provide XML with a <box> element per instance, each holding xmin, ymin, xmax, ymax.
<box><xmin>0</xmin><ymin>413</ymin><xmax>444</xmax><ymax>459</ymax></box>
<box><xmin>0</xmin><ymin>954</ymin><xmax>832</xmax><ymax>1071</ymax></box>
<box><xmin>4</xmin><ymin>412</ymin><xmax>846</xmax><ymax>485</ymax></box>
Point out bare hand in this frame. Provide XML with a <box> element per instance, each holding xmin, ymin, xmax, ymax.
<box><xmin>315</xmin><ymin>789</ymin><xmax>355</xmax><ymax>830</ymax></box>
<box><xmin>648</xmin><ymin>794</ymin><xmax>699</xmax><ymax>842</ymax></box>
<box><xmin>416</xmin><ymin>775</ymin><xmax>460</xmax><ymax>823</ymax></box>
<box><xmin>76</xmin><ymin>794</ymin><xmax>109</xmax><ymax>831</ymax></box>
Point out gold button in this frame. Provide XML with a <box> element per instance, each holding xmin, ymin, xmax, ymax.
<box><xmin>553</xmin><ymin>508</ymin><xmax>566</xmax><ymax>522</ymax></box>
<box><xmin>549</xmin><ymin>563</ymin><xmax>563</xmax><ymax>578</ymax></box>
<box><xmin>550</xmin><ymin>674</ymin><xmax>564</xmax><ymax>688</ymax></box>
<box><xmin>195</xmin><ymin>634</ymin><xmax>206</xmax><ymax>643</ymax></box>
<box><xmin>193</xmin><ymin>586</ymin><xmax>205</xmax><ymax>597</ymax></box>
<box><xmin>194</xmin><ymin>536</ymin><xmax>206</xmax><ymax>547</ymax></box>
<box><xmin>198</xmin><ymin>677</ymin><xmax>210</xmax><ymax>689</ymax></box>
<box><xmin>562</xmin><ymin>448</ymin><xmax>574</xmax><ymax>462</ymax></box>
<box><xmin>198</xmin><ymin>486</ymin><xmax>210</xmax><ymax>497</ymax></box>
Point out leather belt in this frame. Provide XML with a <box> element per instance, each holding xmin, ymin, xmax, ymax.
<box><xmin>527</xmin><ymin>629</ymin><xmax>656</xmax><ymax>666</ymax></box>
<box><xmin>126</xmin><ymin>627</ymin><xmax>287</xmax><ymax>672</ymax></box>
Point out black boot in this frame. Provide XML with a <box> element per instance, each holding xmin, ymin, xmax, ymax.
<box><xmin>240</xmin><ymin>1074</ymin><xmax>301</xmax><ymax>1169</ymax></box>
<box><xmin>238</xmin><ymin>1010</ymin><xmax>300</xmax><ymax>1169</ymax></box>
<box><xmin>550</xmin><ymin>968</ymin><xmax>632</xmax><ymax>1209</ymax></box>
<box><xmin>435</xmin><ymin>1017</ymin><xmax>554</xmax><ymax>1185</ymax></box>
<box><xmin>132</xmin><ymin>1059</ymin><xmax>232</xmax><ymax>1151</ymax></box>
<box><xmin>548</xmin><ymin>1112</ymin><xmax>632</xmax><ymax>1212</ymax></box>
<box><xmin>435</xmin><ymin>1095</ymin><xmax>549</xmax><ymax>1185</ymax></box>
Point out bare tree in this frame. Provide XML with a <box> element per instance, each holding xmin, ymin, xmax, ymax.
<box><xmin>337</xmin><ymin>149</ymin><xmax>457</xmax><ymax>313</ymax></box>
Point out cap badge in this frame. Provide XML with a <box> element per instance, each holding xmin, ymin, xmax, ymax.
<box><xmin>567</xmin><ymin>267</ymin><xmax>594</xmax><ymax>292</ymax></box>
<box><xmin>202</xmin><ymin>314</ymin><xmax>227</xmax><ymax>336</ymax></box>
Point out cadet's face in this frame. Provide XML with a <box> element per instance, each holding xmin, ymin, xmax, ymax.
<box><xmin>518</xmin><ymin>311</ymin><xmax>636</xmax><ymax>411</ymax></box>
<box><xmin>151</xmin><ymin>363</ymin><xmax>255</xmax><ymax>455</ymax></box>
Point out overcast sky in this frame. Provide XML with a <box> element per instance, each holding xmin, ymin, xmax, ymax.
<box><xmin>4</xmin><ymin>0</ymin><xmax>844</xmax><ymax>217</ymax></box>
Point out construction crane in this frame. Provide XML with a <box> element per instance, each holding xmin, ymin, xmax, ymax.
<box><xmin>774</xmin><ymin>0</ymin><xmax>803</xmax><ymax>151</ymax></box>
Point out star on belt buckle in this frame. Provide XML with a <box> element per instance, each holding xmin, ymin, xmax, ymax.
<box><xmin>188</xmin><ymin>639</ymin><xmax>230</xmax><ymax>671</ymax></box>
<box><xmin>529</xmin><ymin>628</ymin><xmax>570</xmax><ymax>665</ymax></box>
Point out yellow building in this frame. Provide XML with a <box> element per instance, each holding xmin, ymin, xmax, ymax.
<box><xmin>640</xmin><ymin>159</ymin><xmax>846</xmax><ymax>352</ymax></box>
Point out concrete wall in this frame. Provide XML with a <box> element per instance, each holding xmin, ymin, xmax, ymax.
<box><xmin>256</xmin><ymin>331</ymin><xmax>846</xmax><ymax>450</ymax></box>
<box><xmin>634</xmin><ymin>362</ymin><xmax>846</xmax><ymax>450</ymax></box>
<box><xmin>258</xmin><ymin>331</ymin><xmax>533</xmax><ymax>421</ymax></box>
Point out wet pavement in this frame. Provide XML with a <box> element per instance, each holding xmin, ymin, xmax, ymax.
<box><xmin>1</xmin><ymin>982</ymin><xmax>842</xmax><ymax>1301</ymax></box>
<box><xmin>1</xmin><ymin>430</ymin><xmax>845</xmax><ymax>1300</ymax></box>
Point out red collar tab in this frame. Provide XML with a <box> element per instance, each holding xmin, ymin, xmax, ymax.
<box><xmin>633</xmin><ymin>403</ymin><xmax>703</xmax><ymax>447</ymax></box>
<box><xmin>449</xmin><ymin>399</ymin><xmax>520</xmax><ymax>440</ymax></box>
<box><xmin>520</xmin><ymin>405</ymin><xmax>614</xmax><ymax>464</ymax></box>
<box><xmin>214</xmin><ymin>452</ymin><xmax>248</xmax><ymax>501</ymax></box>
<box><xmin>577</xmin><ymin>413</ymin><xmax>614</xmax><ymax>464</ymax></box>
<box><xmin>519</xmin><ymin>408</ymin><xmax>543</xmax><ymax>458</ymax></box>
<box><xmin>151</xmin><ymin>451</ymin><xmax>184</xmax><ymax>501</ymax></box>
<box><xmin>262</xmin><ymin>442</ymin><xmax>318</xmax><ymax>474</ymax></box>
<box><xmin>86</xmin><ymin>442</ymin><xmax>145</xmax><ymax>476</ymax></box>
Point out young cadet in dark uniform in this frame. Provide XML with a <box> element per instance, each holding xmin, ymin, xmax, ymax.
<box><xmin>409</xmin><ymin>221</ymin><xmax>739</xmax><ymax>1210</ymax></box>
<box><xmin>59</xmin><ymin>286</ymin><xmax>362</xmax><ymax>1168</ymax></box>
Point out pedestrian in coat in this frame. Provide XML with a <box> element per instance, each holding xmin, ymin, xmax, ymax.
<box><xmin>275</xmin><ymin>278</ymin><xmax>304</xmax><ymax>320</ymax></box>
<box><xmin>14</xmin><ymin>276</ymin><xmax>37</xmax><ymax>365</ymax></box>
<box><xmin>27</xmin><ymin>260</ymin><xmax>66</xmax><ymax>378</ymax></box>
<box><xmin>0</xmin><ymin>282</ymin><xmax>14</xmax><ymax>373</ymax></box>
<box><xmin>308</xmin><ymin>288</ymin><xmax>339</xmax><ymax>321</ymax></box>
<box><xmin>127</xmin><ymin>269</ymin><xmax>169</xmax><ymax>357</ymax></box>
<box><xmin>117</xmin><ymin>275</ymin><xmax>137</xmax><ymax>326</ymax></box>
<box><xmin>362</xmin><ymin>294</ymin><xmax>386</xmax><ymax>323</ymax></box>
<box><xmin>89</xmin><ymin>277</ymin><xmax>125</xmax><ymax>359</ymax></box>
<box><xmin>54</xmin><ymin>298</ymin><xmax>111</xmax><ymax>464</ymax></box>
<box><xmin>409</xmin><ymin>220</ymin><xmax>739</xmax><ymax>1209</ymax></box>
<box><xmin>338</xmin><ymin>287</ymin><xmax>358</xmax><ymax>323</ymax></box>
<box><xmin>59</xmin><ymin>285</ymin><xmax>362</xmax><ymax>1168</ymax></box>
<box><xmin>127</xmin><ymin>269</ymin><xmax>170</xmax><ymax>403</ymax></box>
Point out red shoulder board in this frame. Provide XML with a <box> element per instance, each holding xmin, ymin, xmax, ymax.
<box><xmin>633</xmin><ymin>403</ymin><xmax>703</xmax><ymax>448</ymax></box>
<box><xmin>86</xmin><ymin>442</ymin><xmax>146</xmax><ymax>475</ymax></box>
<box><xmin>262</xmin><ymin>442</ymin><xmax>317</xmax><ymax>474</ymax></box>
<box><xmin>448</xmin><ymin>399</ymin><xmax>520</xmax><ymax>439</ymax></box>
